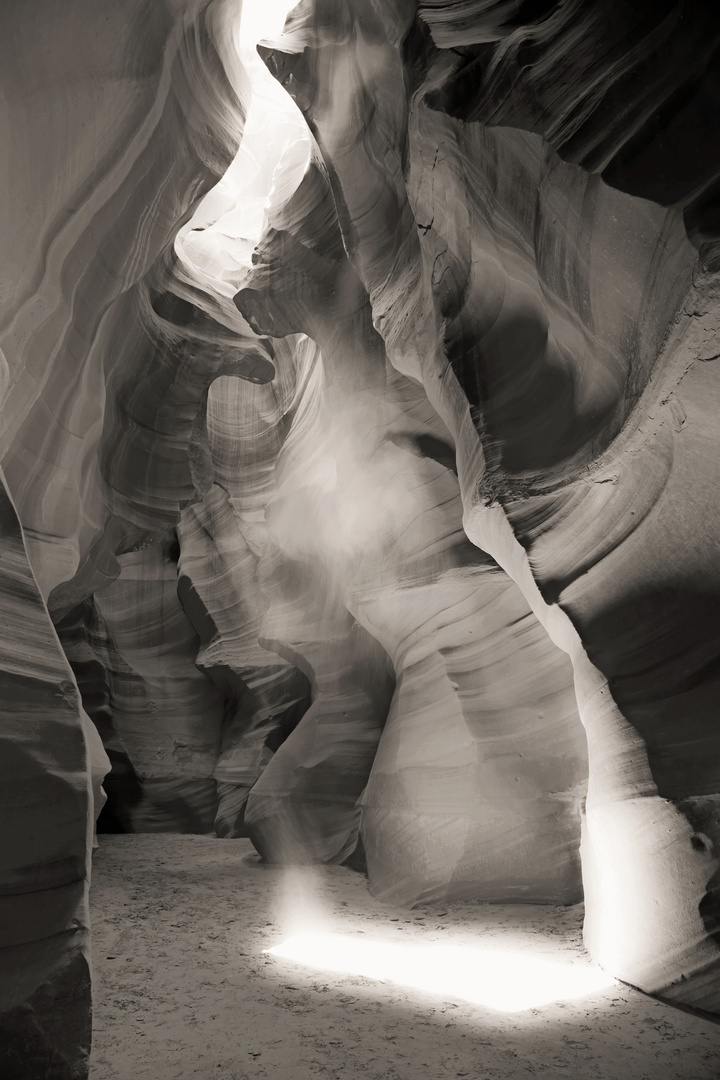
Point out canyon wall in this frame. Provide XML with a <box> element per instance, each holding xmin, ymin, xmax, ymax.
<box><xmin>1</xmin><ymin>0</ymin><xmax>720</xmax><ymax>1073</ymax></box>
<box><xmin>253</xmin><ymin>0</ymin><xmax>720</xmax><ymax>1008</ymax></box>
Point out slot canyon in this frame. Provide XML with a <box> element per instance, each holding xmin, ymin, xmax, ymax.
<box><xmin>1</xmin><ymin>0</ymin><xmax>720</xmax><ymax>1076</ymax></box>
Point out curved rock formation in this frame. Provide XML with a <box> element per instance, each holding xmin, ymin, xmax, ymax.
<box><xmin>0</xmin><ymin>469</ymin><xmax>103</xmax><ymax>1078</ymax></box>
<box><xmin>2</xmin><ymin>0</ymin><xmax>720</xmax><ymax>1073</ymax></box>
<box><xmin>0</xmin><ymin>1</ymin><xmax>253</xmax><ymax>1073</ymax></box>
<box><xmin>259</xmin><ymin>0</ymin><xmax>720</xmax><ymax>1012</ymax></box>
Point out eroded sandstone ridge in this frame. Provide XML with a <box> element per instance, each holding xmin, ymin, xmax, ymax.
<box><xmin>1</xmin><ymin>0</ymin><xmax>720</xmax><ymax>1074</ymax></box>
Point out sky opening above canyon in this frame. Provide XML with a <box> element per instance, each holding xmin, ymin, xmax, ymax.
<box><xmin>175</xmin><ymin>0</ymin><xmax>310</xmax><ymax>299</ymax></box>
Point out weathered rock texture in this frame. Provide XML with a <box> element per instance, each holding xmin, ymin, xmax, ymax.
<box><xmin>256</xmin><ymin>0</ymin><xmax>720</xmax><ymax>1012</ymax></box>
<box><xmin>1</xmin><ymin>0</ymin><xmax>720</xmax><ymax>1072</ymax></box>
<box><xmin>0</xmin><ymin>469</ymin><xmax>101</xmax><ymax>1079</ymax></box>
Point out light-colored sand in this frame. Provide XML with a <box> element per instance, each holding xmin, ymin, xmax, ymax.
<box><xmin>89</xmin><ymin>836</ymin><xmax>720</xmax><ymax>1080</ymax></box>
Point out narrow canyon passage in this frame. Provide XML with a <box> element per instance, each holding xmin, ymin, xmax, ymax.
<box><xmin>4</xmin><ymin>2</ymin><xmax>720</xmax><ymax>1075</ymax></box>
<box><xmin>90</xmin><ymin>836</ymin><xmax>720</xmax><ymax>1080</ymax></box>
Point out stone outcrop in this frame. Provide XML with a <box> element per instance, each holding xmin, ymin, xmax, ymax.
<box><xmin>2</xmin><ymin>0</ymin><xmax>720</xmax><ymax>1073</ymax></box>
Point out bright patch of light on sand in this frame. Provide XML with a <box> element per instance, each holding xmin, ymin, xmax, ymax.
<box><xmin>263</xmin><ymin>933</ymin><xmax>615</xmax><ymax>1013</ymax></box>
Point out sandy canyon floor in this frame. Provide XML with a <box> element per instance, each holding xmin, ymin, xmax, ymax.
<box><xmin>89</xmin><ymin>836</ymin><xmax>720</xmax><ymax>1080</ymax></box>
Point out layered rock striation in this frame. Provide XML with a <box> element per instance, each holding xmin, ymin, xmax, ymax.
<box><xmin>2</xmin><ymin>0</ymin><xmax>720</xmax><ymax>1073</ymax></box>
<box><xmin>260</xmin><ymin>0</ymin><xmax>720</xmax><ymax>1010</ymax></box>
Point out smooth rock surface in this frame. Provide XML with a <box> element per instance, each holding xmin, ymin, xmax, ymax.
<box><xmin>257</xmin><ymin>0</ymin><xmax>720</xmax><ymax>1010</ymax></box>
<box><xmin>2</xmin><ymin>3</ymin><xmax>720</xmax><ymax>1073</ymax></box>
<box><xmin>0</xmin><ymin>470</ymin><xmax>100</xmax><ymax>1079</ymax></box>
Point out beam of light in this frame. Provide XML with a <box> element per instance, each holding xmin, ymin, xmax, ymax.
<box><xmin>263</xmin><ymin>932</ymin><xmax>616</xmax><ymax>1013</ymax></box>
<box><xmin>272</xmin><ymin>866</ymin><xmax>333</xmax><ymax>940</ymax></box>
